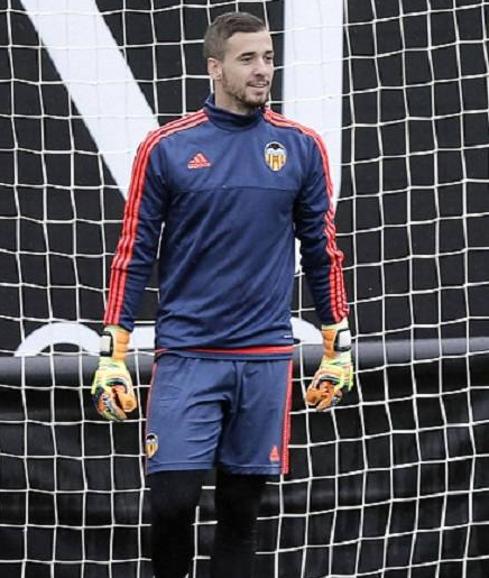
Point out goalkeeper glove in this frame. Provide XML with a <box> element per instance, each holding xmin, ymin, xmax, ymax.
<box><xmin>91</xmin><ymin>325</ymin><xmax>137</xmax><ymax>421</ymax></box>
<box><xmin>306</xmin><ymin>318</ymin><xmax>354</xmax><ymax>411</ymax></box>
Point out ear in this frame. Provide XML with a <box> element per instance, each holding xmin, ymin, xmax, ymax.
<box><xmin>207</xmin><ymin>57</ymin><xmax>222</xmax><ymax>81</ymax></box>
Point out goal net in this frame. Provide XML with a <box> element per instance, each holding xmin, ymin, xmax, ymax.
<box><xmin>1</xmin><ymin>1</ymin><xmax>488</xmax><ymax>577</ymax></box>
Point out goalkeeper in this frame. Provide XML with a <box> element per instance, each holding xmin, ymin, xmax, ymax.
<box><xmin>91</xmin><ymin>10</ymin><xmax>353</xmax><ymax>578</ymax></box>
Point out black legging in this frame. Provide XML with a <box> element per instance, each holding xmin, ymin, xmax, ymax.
<box><xmin>148</xmin><ymin>469</ymin><xmax>268</xmax><ymax>578</ymax></box>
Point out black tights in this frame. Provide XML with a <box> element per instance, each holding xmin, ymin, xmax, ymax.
<box><xmin>148</xmin><ymin>469</ymin><xmax>267</xmax><ymax>578</ymax></box>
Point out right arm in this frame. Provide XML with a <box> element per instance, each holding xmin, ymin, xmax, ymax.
<box><xmin>104</xmin><ymin>135</ymin><xmax>169</xmax><ymax>331</ymax></box>
<box><xmin>92</xmin><ymin>134</ymin><xmax>169</xmax><ymax>421</ymax></box>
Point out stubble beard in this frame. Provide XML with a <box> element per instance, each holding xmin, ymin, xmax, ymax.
<box><xmin>221</xmin><ymin>73</ymin><xmax>270</xmax><ymax>113</ymax></box>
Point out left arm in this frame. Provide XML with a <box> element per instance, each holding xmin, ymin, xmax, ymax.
<box><xmin>294</xmin><ymin>135</ymin><xmax>348</xmax><ymax>325</ymax></box>
<box><xmin>294</xmin><ymin>135</ymin><xmax>353</xmax><ymax>409</ymax></box>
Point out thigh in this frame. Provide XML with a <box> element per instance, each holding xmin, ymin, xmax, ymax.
<box><xmin>145</xmin><ymin>355</ymin><xmax>232</xmax><ymax>474</ymax></box>
<box><xmin>217</xmin><ymin>359</ymin><xmax>293</xmax><ymax>475</ymax></box>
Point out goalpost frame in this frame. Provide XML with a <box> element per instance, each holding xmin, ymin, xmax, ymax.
<box><xmin>2</xmin><ymin>337</ymin><xmax>487</xmax><ymax>386</ymax></box>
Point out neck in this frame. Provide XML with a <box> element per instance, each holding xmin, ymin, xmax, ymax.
<box><xmin>214</xmin><ymin>91</ymin><xmax>259</xmax><ymax>116</ymax></box>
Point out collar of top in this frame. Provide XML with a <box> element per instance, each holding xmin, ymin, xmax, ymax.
<box><xmin>203</xmin><ymin>94</ymin><xmax>264</xmax><ymax>131</ymax></box>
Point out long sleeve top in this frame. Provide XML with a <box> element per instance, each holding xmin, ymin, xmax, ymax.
<box><xmin>104</xmin><ymin>95</ymin><xmax>348</xmax><ymax>359</ymax></box>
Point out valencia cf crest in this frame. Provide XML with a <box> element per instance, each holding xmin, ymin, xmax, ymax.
<box><xmin>264</xmin><ymin>141</ymin><xmax>287</xmax><ymax>172</ymax></box>
<box><xmin>145</xmin><ymin>433</ymin><xmax>159</xmax><ymax>459</ymax></box>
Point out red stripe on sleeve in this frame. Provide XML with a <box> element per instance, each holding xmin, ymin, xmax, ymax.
<box><xmin>264</xmin><ymin>109</ymin><xmax>349</xmax><ymax>322</ymax></box>
<box><xmin>104</xmin><ymin>110</ymin><xmax>208</xmax><ymax>326</ymax></box>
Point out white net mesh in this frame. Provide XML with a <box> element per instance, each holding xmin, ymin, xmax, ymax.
<box><xmin>0</xmin><ymin>1</ymin><xmax>488</xmax><ymax>577</ymax></box>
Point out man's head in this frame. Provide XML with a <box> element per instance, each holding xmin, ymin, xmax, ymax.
<box><xmin>204</xmin><ymin>12</ymin><xmax>274</xmax><ymax>114</ymax></box>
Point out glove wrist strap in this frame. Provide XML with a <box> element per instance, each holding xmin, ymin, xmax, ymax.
<box><xmin>321</xmin><ymin>318</ymin><xmax>351</xmax><ymax>358</ymax></box>
<box><xmin>100</xmin><ymin>325</ymin><xmax>130</xmax><ymax>361</ymax></box>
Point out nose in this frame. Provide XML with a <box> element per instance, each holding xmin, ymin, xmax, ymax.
<box><xmin>254</xmin><ymin>58</ymin><xmax>270</xmax><ymax>77</ymax></box>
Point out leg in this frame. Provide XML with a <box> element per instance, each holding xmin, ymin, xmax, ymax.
<box><xmin>148</xmin><ymin>469</ymin><xmax>207</xmax><ymax>578</ymax></box>
<box><xmin>210</xmin><ymin>469</ymin><xmax>268</xmax><ymax>578</ymax></box>
<box><xmin>145</xmin><ymin>356</ymin><xmax>234</xmax><ymax>576</ymax></box>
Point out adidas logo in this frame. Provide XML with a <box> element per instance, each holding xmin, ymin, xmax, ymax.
<box><xmin>269</xmin><ymin>445</ymin><xmax>280</xmax><ymax>462</ymax></box>
<box><xmin>187</xmin><ymin>152</ymin><xmax>211</xmax><ymax>169</ymax></box>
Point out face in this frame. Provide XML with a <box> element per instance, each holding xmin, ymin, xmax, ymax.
<box><xmin>209</xmin><ymin>29</ymin><xmax>274</xmax><ymax>114</ymax></box>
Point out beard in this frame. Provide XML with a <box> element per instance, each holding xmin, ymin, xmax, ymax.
<box><xmin>220</xmin><ymin>71</ymin><xmax>270</xmax><ymax>113</ymax></box>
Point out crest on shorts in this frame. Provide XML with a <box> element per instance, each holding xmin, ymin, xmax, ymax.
<box><xmin>264</xmin><ymin>141</ymin><xmax>287</xmax><ymax>172</ymax></box>
<box><xmin>145</xmin><ymin>433</ymin><xmax>159</xmax><ymax>459</ymax></box>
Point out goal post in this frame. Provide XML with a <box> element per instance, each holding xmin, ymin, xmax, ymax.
<box><xmin>1</xmin><ymin>1</ymin><xmax>488</xmax><ymax>578</ymax></box>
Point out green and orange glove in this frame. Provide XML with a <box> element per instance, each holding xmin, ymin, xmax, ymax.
<box><xmin>305</xmin><ymin>318</ymin><xmax>354</xmax><ymax>411</ymax></box>
<box><xmin>91</xmin><ymin>325</ymin><xmax>137</xmax><ymax>421</ymax></box>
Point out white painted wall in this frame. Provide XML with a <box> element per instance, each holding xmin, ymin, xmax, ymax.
<box><xmin>283</xmin><ymin>0</ymin><xmax>344</xmax><ymax>204</ymax></box>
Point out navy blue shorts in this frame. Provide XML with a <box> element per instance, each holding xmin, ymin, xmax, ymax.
<box><xmin>145</xmin><ymin>355</ymin><xmax>293</xmax><ymax>475</ymax></box>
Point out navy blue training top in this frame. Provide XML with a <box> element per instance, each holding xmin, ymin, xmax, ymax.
<box><xmin>104</xmin><ymin>95</ymin><xmax>348</xmax><ymax>359</ymax></box>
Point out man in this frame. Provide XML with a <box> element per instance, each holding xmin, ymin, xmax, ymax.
<box><xmin>91</xmin><ymin>11</ymin><xmax>353</xmax><ymax>578</ymax></box>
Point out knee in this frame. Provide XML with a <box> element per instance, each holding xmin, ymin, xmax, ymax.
<box><xmin>215</xmin><ymin>472</ymin><xmax>267</xmax><ymax>537</ymax></box>
<box><xmin>151</xmin><ymin>489</ymin><xmax>195</xmax><ymax>525</ymax></box>
<box><xmin>216</xmin><ymin>487</ymin><xmax>250</xmax><ymax>524</ymax></box>
<box><xmin>148</xmin><ymin>470</ymin><xmax>205</xmax><ymax>524</ymax></box>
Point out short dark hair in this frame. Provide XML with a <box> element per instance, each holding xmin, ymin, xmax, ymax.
<box><xmin>203</xmin><ymin>12</ymin><xmax>267</xmax><ymax>60</ymax></box>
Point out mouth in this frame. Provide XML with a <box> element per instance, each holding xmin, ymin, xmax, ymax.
<box><xmin>248</xmin><ymin>82</ymin><xmax>269</xmax><ymax>89</ymax></box>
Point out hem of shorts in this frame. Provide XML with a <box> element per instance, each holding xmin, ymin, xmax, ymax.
<box><xmin>217</xmin><ymin>463</ymin><xmax>282</xmax><ymax>475</ymax></box>
<box><xmin>146</xmin><ymin>461</ymin><xmax>213</xmax><ymax>474</ymax></box>
<box><xmin>146</xmin><ymin>461</ymin><xmax>282</xmax><ymax>475</ymax></box>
